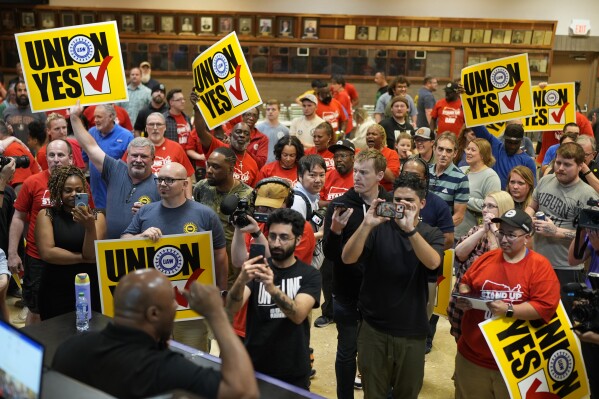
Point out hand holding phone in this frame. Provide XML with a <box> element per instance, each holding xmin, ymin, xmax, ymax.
<box><xmin>75</xmin><ymin>193</ymin><xmax>89</xmax><ymax>207</ymax></box>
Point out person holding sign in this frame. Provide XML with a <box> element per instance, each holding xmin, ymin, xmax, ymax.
<box><xmin>455</xmin><ymin>208</ymin><xmax>560</xmax><ymax>399</ymax></box>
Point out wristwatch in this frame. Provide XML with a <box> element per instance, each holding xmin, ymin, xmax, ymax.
<box><xmin>250</xmin><ymin>230</ymin><xmax>262</xmax><ymax>239</ymax></box>
<box><xmin>505</xmin><ymin>303</ymin><xmax>514</xmax><ymax>317</ymax></box>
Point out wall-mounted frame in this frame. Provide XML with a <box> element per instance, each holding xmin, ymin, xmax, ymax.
<box><xmin>179</xmin><ymin>16</ymin><xmax>194</xmax><ymax>35</ymax></box>
<box><xmin>160</xmin><ymin>15</ymin><xmax>175</xmax><ymax>34</ymax></box>
<box><xmin>297</xmin><ymin>47</ymin><xmax>309</xmax><ymax>56</ymax></box>
<box><xmin>39</xmin><ymin>12</ymin><xmax>55</xmax><ymax>29</ymax></box>
<box><xmin>238</xmin><ymin>17</ymin><xmax>253</xmax><ymax>36</ymax></box>
<box><xmin>60</xmin><ymin>12</ymin><xmax>75</xmax><ymax>27</ymax></box>
<box><xmin>140</xmin><ymin>15</ymin><xmax>155</xmax><ymax>33</ymax></box>
<box><xmin>99</xmin><ymin>13</ymin><xmax>115</xmax><ymax>22</ymax></box>
<box><xmin>121</xmin><ymin>14</ymin><xmax>135</xmax><ymax>32</ymax></box>
<box><xmin>278</xmin><ymin>17</ymin><xmax>293</xmax><ymax>38</ymax></box>
<box><xmin>80</xmin><ymin>12</ymin><xmax>95</xmax><ymax>25</ymax></box>
<box><xmin>219</xmin><ymin>17</ymin><xmax>233</xmax><ymax>35</ymax></box>
<box><xmin>1</xmin><ymin>10</ymin><xmax>15</xmax><ymax>30</ymax></box>
<box><xmin>199</xmin><ymin>16</ymin><xmax>213</xmax><ymax>35</ymax></box>
<box><xmin>258</xmin><ymin>18</ymin><xmax>273</xmax><ymax>37</ymax></box>
<box><xmin>21</xmin><ymin>11</ymin><xmax>35</xmax><ymax>29</ymax></box>
<box><xmin>302</xmin><ymin>18</ymin><xmax>318</xmax><ymax>39</ymax></box>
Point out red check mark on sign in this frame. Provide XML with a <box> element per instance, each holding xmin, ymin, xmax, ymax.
<box><xmin>525</xmin><ymin>378</ymin><xmax>559</xmax><ymax>399</ymax></box>
<box><xmin>228</xmin><ymin>65</ymin><xmax>243</xmax><ymax>101</ymax></box>
<box><xmin>551</xmin><ymin>102</ymin><xmax>569</xmax><ymax>123</ymax></box>
<box><xmin>502</xmin><ymin>80</ymin><xmax>524</xmax><ymax>111</ymax></box>
<box><xmin>173</xmin><ymin>266</ymin><xmax>205</xmax><ymax>308</ymax></box>
<box><xmin>85</xmin><ymin>55</ymin><xmax>113</xmax><ymax>92</ymax></box>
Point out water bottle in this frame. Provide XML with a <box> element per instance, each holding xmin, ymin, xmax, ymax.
<box><xmin>75</xmin><ymin>273</ymin><xmax>92</xmax><ymax>320</ymax></box>
<box><xmin>76</xmin><ymin>292</ymin><xmax>89</xmax><ymax>332</ymax></box>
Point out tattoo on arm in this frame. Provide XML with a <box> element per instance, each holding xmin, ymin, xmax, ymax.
<box><xmin>563</xmin><ymin>230</ymin><xmax>576</xmax><ymax>239</ymax></box>
<box><xmin>271</xmin><ymin>288</ymin><xmax>297</xmax><ymax>317</ymax></box>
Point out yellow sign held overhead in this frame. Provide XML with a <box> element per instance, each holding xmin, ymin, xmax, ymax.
<box><xmin>461</xmin><ymin>53</ymin><xmax>534</xmax><ymax>127</ymax></box>
<box><xmin>95</xmin><ymin>233</ymin><xmax>216</xmax><ymax>321</ymax></box>
<box><xmin>192</xmin><ymin>31</ymin><xmax>262</xmax><ymax>129</ymax></box>
<box><xmin>523</xmin><ymin>83</ymin><xmax>576</xmax><ymax>132</ymax></box>
<box><xmin>15</xmin><ymin>21</ymin><xmax>127</xmax><ymax>113</ymax></box>
<box><xmin>480</xmin><ymin>303</ymin><xmax>589</xmax><ymax>399</ymax></box>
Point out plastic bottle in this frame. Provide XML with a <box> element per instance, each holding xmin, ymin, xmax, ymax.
<box><xmin>75</xmin><ymin>273</ymin><xmax>92</xmax><ymax>320</ymax></box>
<box><xmin>76</xmin><ymin>292</ymin><xmax>89</xmax><ymax>332</ymax></box>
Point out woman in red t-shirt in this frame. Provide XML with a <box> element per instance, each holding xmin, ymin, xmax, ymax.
<box><xmin>304</xmin><ymin>122</ymin><xmax>335</xmax><ymax>171</ymax></box>
<box><xmin>256</xmin><ymin>136</ymin><xmax>304</xmax><ymax>186</ymax></box>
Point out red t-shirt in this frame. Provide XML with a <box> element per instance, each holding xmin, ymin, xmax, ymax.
<box><xmin>122</xmin><ymin>138</ymin><xmax>194</xmax><ymax>176</ymax></box>
<box><xmin>431</xmin><ymin>98</ymin><xmax>464</xmax><ymax>136</ymax></box>
<box><xmin>344</xmin><ymin>82</ymin><xmax>359</xmax><ymax>104</ymax></box>
<box><xmin>203</xmin><ymin>137</ymin><xmax>259</xmax><ymax>187</ymax></box>
<box><xmin>173</xmin><ymin>113</ymin><xmax>192</xmax><ymax>147</ymax></box>
<box><xmin>5</xmin><ymin>142</ymin><xmax>40</xmax><ymax>186</ymax></box>
<box><xmin>316</xmin><ymin>99</ymin><xmax>347</xmax><ymax>131</ymax></box>
<box><xmin>379</xmin><ymin>146</ymin><xmax>400</xmax><ymax>192</ymax></box>
<box><xmin>333</xmin><ymin>90</ymin><xmax>354</xmax><ymax>132</ymax></box>
<box><xmin>247</xmin><ymin>128</ymin><xmax>269</xmax><ymax>169</ymax></box>
<box><xmin>183</xmin><ymin>129</ymin><xmax>206</xmax><ymax>168</ymax></box>
<box><xmin>320</xmin><ymin>169</ymin><xmax>354</xmax><ymax>201</ymax></box>
<box><xmin>304</xmin><ymin>147</ymin><xmax>335</xmax><ymax>171</ymax></box>
<box><xmin>256</xmin><ymin>161</ymin><xmax>298</xmax><ymax>186</ymax></box>
<box><xmin>14</xmin><ymin>170</ymin><xmax>94</xmax><ymax>258</ymax></box>
<box><xmin>233</xmin><ymin>221</ymin><xmax>316</xmax><ymax>337</ymax></box>
<box><xmin>83</xmin><ymin>105</ymin><xmax>133</xmax><ymax>132</ymax></box>
<box><xmin>37</xmin><ymin>138</ymin><xmax>86</xmax><ymax>170</ymax></box>
<box><xmin>458</xmin><ymin>249</ymin><xmax>560</xmax><ymax>370</ymax></box>
<box><xmin>536</xmin><ymin>112</ymin><xmax>593</xmax><ymax>163</ymax></box>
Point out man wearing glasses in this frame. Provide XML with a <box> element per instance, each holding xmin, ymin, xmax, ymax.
<box><xmin>70</xmin><ymin>103</ymin><xmax>160</xmax><ymax>239</ymax></box>
<box><xmin>121</xmin><ymin>162</ymin><xmax>228</xmax><ymax>352</ymax></box>
<box><xmin>164</xmin><ymin>89</ymin><xmax>192</xmax><ymax>146</ymax></box>
<box><xmin>226</xmin><ymin>208</ymin><xmax>321</xmax><ymax>390</ymax></box>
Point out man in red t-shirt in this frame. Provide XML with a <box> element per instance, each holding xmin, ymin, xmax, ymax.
<box><xmin>330</xmin><ymin>75</ymin><xmax>354</xmax><ymax>134</ymax></box>
<box><xmin>430</xmin><ymin>82</ymin><xmax>464</xmax><ymax>136</ymax></box>
<box><xmin>190</xmin><ymin>94</ymin><xmax>259</xmax><ymax>187</ymax></box>
<box><xmin>36</xmin><ymin>113</ymin><xmax>85</xmax><ymax>170</ymax></box>
<box><xmin>320</xmin><ymin>139</ymin><xmax>355</xmax><ymax>206</ymax></box>
<box><xmin>315</xmin><ymin>86</ymin><xmax>347</xmax><ymax>134</ymax></box>
<box><xmin>8</xmin><ymin>139</ymin><xmax>92</xmax><ymax>325</ymax></box>
<box><xmin>0</xmin><ymin>121</ymin><xmax>40</xmax><ymax>192</ymax></box>
<box><xmin>240</xmin><ymin>107</ymin><xmax>269</xmax><ymax>169</ymax></box>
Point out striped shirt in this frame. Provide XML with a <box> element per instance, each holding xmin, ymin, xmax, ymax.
<box><xmin>428</xmin><ymin>162</ymin><xmax>469</xmax><ymax>211</ymax></box>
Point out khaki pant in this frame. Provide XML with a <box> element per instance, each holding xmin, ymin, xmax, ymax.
<box><xmin>454</xmin><ymin>352</ymin><xmax>509</xmax><ymax>399</ymax></box>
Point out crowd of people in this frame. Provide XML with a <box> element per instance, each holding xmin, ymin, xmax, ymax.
<box><xmin>1</xmin><ymin>64</ymin><xmax>599</xmax><ymax>399</ymax></box>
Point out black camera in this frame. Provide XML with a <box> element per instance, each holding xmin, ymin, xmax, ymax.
<box><xmin>230</xmin><ymin>198</ymin><xmax>251</xmax><ymax>228</ymax></box>
<box><xmin>0</xmin><ymin>155</ymin><xmax>30</xmax><ymax>169</ymax></box>
<box><xmin>565</xmin><ymin>273</ymin><xmax>599</xmax><ymax>333</ymax></box>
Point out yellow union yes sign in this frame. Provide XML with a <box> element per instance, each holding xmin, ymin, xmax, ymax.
<box><xmin>95</xmin><ymin>233</ymin><xmax>216</xmax><ymax>321</ymax></box>
<box><xmin>192</xmin><ymin>31</ymin><xmax>262</xmax><ymax>129</ymax></box>
<box><xmin>15</xmin><ymin>21</ymin><xmax>127</xmax><ymax>113</ymax></box>
<box><xmin>480</xmin><ymin>303</ymin><xmax>589</xmax><ymax>399</ymax></box>
<box><xmin>461</xmin><ymin>53</ymin><xmax>534</xmax><ymax>127</ymax></box>
<box><xmin>523</xmin><ymin>83</ymin><xmax>576</xmax><ymax>132</ymax></box>
<box><xmin>433</xmin><ymin>249</ymin><xmax>454</xmax><ymax>317</ymax></box>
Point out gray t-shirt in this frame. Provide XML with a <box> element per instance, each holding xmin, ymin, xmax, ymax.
<box><xmin>256</xmin><ymin>121</ymin><xmax>289</xmax><ymax>164</ymax></box>
<box><xmin>533</xmin><ymin>175</ymin><xmax>599</xmax><ymax>270</ymax></box>
<box><xmin>102</xmin><ymin>156</ymin><xmax>161</xmax><ymax>239</ymax></box>
<box><xmin>122</xmin><ymin>200</ymin><xmax>226</xmax><ymax>250</ymax></box>
<box><xmin>3</xmin><ymin>106</ymin><xmax>46</xmax><ymax>143</ymax></box>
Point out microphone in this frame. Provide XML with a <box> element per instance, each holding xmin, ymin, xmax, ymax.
<box><xmin>220</xmin><ymin>194</ymin><xmax>239</xmax><ymax>216</ymax></box>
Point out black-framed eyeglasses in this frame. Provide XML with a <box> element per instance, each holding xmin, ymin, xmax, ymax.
<box><xmin>495</xmin><ymin>230</ymin><xmax>527</xmax><ymax>241</ymax></box>
<box><xmin>154</xmin><ymin>177</ymin><xmax>186</xmax><ymax>185</ymax></box>
<box><xmin>146</xmin><ymin>122</ymin><xmax>165</xmax><ymax>128</ymax></box>
<box><xmin>267</xmin><ymin>233</ymin><xmax>295</xmax><ymax>243</ymax></box>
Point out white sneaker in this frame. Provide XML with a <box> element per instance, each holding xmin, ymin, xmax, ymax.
<box><xmin>354</xmin><ymin>374</ymin><xmax>363</xmax><ymax>390</ymax></box>
<box><xmin>15</xmin><ymin>306</ymin><xmax>28</xmax><ymax>323</ymax></box>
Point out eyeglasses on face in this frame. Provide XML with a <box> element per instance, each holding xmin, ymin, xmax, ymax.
<box><xmin>495</xmin><ymin>230</ymin><xmax>527</xmax><ymax>241</ymax></box>
<box><xmin>267</xmin><ymin>233</ymin><xmax>295</xmax><ymax>243</ymax></box>
<box><xmin>154</xmin><ymin>177</ymin><xmax>186</xmax><ymax>185</ymax></box>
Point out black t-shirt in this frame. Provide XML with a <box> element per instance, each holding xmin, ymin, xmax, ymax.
<box><xmin>379</xmin><ymin>117</ymin><xmax>415</xmax><ymax>149</ymax></box>
<box><xmin>52</xmin><ymin>323</ymin><xmax>221</xmax><ymax>399</ymax></box>
<box><xmin>0</xmin><ymin>185</ymin><xmax>17</xmax><ymax>253</ymax></box>
<box><xmin>244</xmin><ymin>258</ymin><xmax>321</xmax><ymax>379</ymax></box>
<box><xmin>359</xmin><ymin>221</ymin><xmax>445</xmax><ymax>337</ymax></box>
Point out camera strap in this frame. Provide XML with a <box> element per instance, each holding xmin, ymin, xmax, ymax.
<box><xmin>574</xmin><ymin>226</ymin><xmax>588</xmax><ymax>260</ymax></box>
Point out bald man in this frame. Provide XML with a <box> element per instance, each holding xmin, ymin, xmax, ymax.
<box><xmin>122</xmin><ymin>162</ymin><xmax>227</xmax><ymax>351</ymax></box>
<box><xmin>53</xmin><ymin>269</ymin><xmax>258</xmax><ymax>399</ymax></box>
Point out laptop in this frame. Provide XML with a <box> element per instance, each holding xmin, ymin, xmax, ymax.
<box><xmin>0</xmin><ymin>318</ymin><xmax>45</xmax><ymax>399</ymax></box>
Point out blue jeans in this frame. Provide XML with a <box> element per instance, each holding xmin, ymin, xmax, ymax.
<box><xmin>334</xmin><ymin>298</ymin><xmax>359</xmax><ymax>399</ymax></box>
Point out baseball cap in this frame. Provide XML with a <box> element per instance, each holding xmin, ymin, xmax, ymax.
<box><xmin>504</xmin><ymin>124</ymin><xmax>524</xmax><ymax>141</ymax></box>
<box><xmin>140</xmin><ymin>61</ymin><xmax>151</xmax><ymax>68</ymax></box>
<box><xmin>300</xmin><ymin>94</ymin><xmax>318</xmax><ymax>105</ymax></box>
<box><xmin>491</xmin><ymin>209</ymin><xmax>532</xmax><ymax>234</ymax></box>
<box><xmin>255</xmin><ymin>181</ymin><xmax>290</xmax><ymax>208</ymax></box>
<box><xmin>444</xmin><ymin>82</ymin><xmax>459</xmax><ymax>92</ymax></box>
<box><xmin>414</xmin><ymin>127</ymin><xmax>434</xmax><ymax>141</ymax></box>
<box><xmin>328</xmin><ymin>139</ymin><xmax>355</xmax><ymax>154</ymax></box>
<box><xmin>152</xmin><ymin>83</ymin><xmax>166</xmax><ymax>94</ymax></box>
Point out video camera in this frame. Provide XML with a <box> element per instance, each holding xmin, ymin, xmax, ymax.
<box><xmin>220</xmin><ymin>194</ymin><xmax>268</xmax><ymax>229</ymax></box>
<box><xmin>564</xmin><ymin>273</ymin><xmax>599</xmax><ymax>333</ymax></box>
<box><xmin>578</xmin><ymin>199</ymin><xmax>599</xmax><ymax>230</ymax></box>
<box><xmin>0</xmin><ymin>155</ymin><xmax>30</xmax><ymax>170</ymax></box>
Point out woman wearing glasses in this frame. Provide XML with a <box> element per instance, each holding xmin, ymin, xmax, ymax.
<box><xmin>453</xmin><ymin>208</ymin><xmax>560</xmax><ymax>399</ymax></box>
<box><xmin>35</xmin><ymin>165</ymin><xmax>105</xmax><ymax>320</ymax></box>
<box><xmin>447</xmin><ymin>191</ymin><xmax>513</xmax><ymax>341</ymax></box>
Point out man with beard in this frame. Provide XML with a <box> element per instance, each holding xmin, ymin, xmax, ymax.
<box><xmin>3</xmin><ymin>81</ymin><xmax>46</xmax><ymax>145</ymax></box>
<box><xmin>122</xmin><ymin>67</ymin><xmax>151</xmax><ymax>125</ymax></box>
<box><xmin>70</xmin><ymin>102</ymin><xmax>160</xmax><ymax>239</ymax></box>
<box><xmin>227</xmin><ymin>208</ymin><xmax>321</xmax><ymax>390</ymax></box>
<box><xmin>134</xmin><ymin>84</ymin><xmax>168</xmax><ymax>137</ymax></box>
<box><xmin>139</xmin><ymin>61</ymin><xmax>161</xmax><ymax>92</ymax></box>
<box><xmin>53</xmin><ymin>269</ymin><xmax>258</xmax><ymax>399</ymax></box>
<box><xmin>526</xmin><ymin>142</ymin><xmax>599</xmax><ymax>313</ymax></box>
<box><xmin>193</xmin><ymin>147</ymin><xmax>253</xmax><ymax>288</ymax></box>
<box><xmin>191</xmin><ymin>95</ymin><xmax>259</xmax><ymax>187</ymax></box>
<box><xmin>472</xmin><ymin>123</ymin><xmax>537</xmax><ymax>188</ymax></box>
<box><xmin>84</xmin><ymin>104</ymin><xmax>134</xmax><ymax>208</ymax></box>
<box><xmin>315</xmin><ymin>85</ymin><xmax>347</xmax><ymax>135</ymax></box>
<box><xmin>416</xmin><ymin>76</ymin><xmax>437</xmax><ymax>129</ymax></box>
<box><xmin>430</xmin><ymin>82</ymin><xmax>464</xmax><ymax>136</ymax></box>
<box><xmin>289</xmin><ymin>94</ymin><xmax>324</xmax><ymax>149</ymax></box>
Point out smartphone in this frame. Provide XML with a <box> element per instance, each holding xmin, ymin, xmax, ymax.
<box><xmin>332</xmin><ymin>201</ymin><xmax>348</xmax><ymax>215</ymax></box>
<box><xmin>248</xmin><ymin>243</ymin><xmax>266</xmax><ymax>260</ymax></box>
<box><xmin>376</xmin><ymin>202</ymin><xmax>404</xmax><ymax>219</ymax></box>
<box><xmin>75</xmin><ymin>193</ymin><xmax>89</xmax><ymax>207</ymax></box>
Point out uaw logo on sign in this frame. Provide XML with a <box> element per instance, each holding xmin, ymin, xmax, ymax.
<box><xmin>480</xmin><ymin>303</ymin><xmax>590</xmax><ymax>399</ymax></box>
<box><xmin>523</xmin><ymin>83</ymin><xmax>576</xmax><ymax>132</ymax></box>
<box><xmin>192</xmin><ymin>31</ymin><xmax>262</xmax><ymax>130</ymax></box>
<box><xmin>15</xmin><ymin>21</ymin><xmax>127</xmax><ymax>113</ymax></box>
<box><xmin>95</xmin><ymin>233</ymin><xmax>216</xmax><ymax>321</ymax></box>
<box><xmin>461</xmin><ymin>53</ymin><xmax>534</xmax><ymax>127</ymax></box>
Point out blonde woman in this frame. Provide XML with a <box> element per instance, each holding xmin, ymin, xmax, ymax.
<box><xmin>506</xmin><ymin>165</ymin><xmax>535</xmax><ymax>210</ymax></box>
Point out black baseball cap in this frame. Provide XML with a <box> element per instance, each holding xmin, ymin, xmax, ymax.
<box><xmin>328</xmin><ymin>139</ymin><xmax>355</xmax><ymax>153</ymax></box>
<box><xmin>492</xmin><ymin>209</ymin><xmax>532</xmax><ymax>234</ymax></box>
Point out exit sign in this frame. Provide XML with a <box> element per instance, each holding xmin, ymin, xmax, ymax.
<box><xmin>570</xmin><ymin>19</ymin><xmax>591</xmax><ymax>36</ymax></box>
